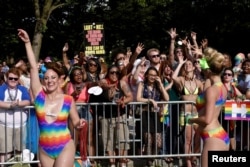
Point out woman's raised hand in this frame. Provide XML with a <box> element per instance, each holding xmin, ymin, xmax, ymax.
<box><xmin>17</xmin><ymin>29</ymin><xmax>30</xmax><ymax>43</ymax></box>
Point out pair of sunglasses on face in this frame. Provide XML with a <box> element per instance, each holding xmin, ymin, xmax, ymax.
<box><xmin>8</xmin><ymin>77</ymin><xmax>18</xmax><ymax>81</ymax></box>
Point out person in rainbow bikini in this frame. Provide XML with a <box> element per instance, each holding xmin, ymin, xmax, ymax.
<box><xmin>18</xmin><ymin>29</ymin><xmax>86</xmax><ymax>167</ymax></box>
<box><xmin>188</xmin><ymin>47</ymin><xmax>229</xmax><ymax>167</ymax></box>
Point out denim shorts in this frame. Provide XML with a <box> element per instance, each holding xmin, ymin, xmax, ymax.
<box><xmin>76</xmin><ymin>106</ymin><xmax>93</xmax><ymax>121</ymax></box>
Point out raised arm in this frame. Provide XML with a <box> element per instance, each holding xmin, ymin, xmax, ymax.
<box><xmin>155</xmin><ymin>76</ymin><xmax>169</xmax><ymax>101</ymax></box>
<box><xmin>172</xmin><ymin>56</ymin><xmax>186</xmax><ymax>89</ymax></box>
<box><xmin>167</xmin><ymin>28</ymin><xmax>178</xmax><ymax>65</ymax></box>
<box><xmin>18</xmin><ymin>29</ymin><xmax>42</xmax><ymax>97</ymax></box>
<box><xmin>62</xmin><ymin>43</ymin><xmax>71</xmax><ymax>71</ymax></box>
<box><xmin>126</xmin><ymin>43</ymin><xmax>144</xmax><ymax>74</ymax></box>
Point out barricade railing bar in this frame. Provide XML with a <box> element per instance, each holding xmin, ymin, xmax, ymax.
<box><xmin>0</xmin><ymin>101</ymin><xmax>249</xmax><ymax>166</ymax></box>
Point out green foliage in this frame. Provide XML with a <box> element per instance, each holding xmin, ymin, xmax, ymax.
<box><xmin>0</xmin><ymin>0</ymin><xmax>250</xmax><ymax>61</ymax></box>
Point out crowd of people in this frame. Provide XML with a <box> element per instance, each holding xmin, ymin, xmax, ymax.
<box><xmin>0</xmin><ymin>28</ymin><xmax>250</xmax><ymax>167</ymax></box>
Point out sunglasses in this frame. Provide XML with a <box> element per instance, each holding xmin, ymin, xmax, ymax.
<box><xmin>151</xmin><ymin>54</ymin><xmax>160</xmax><ymax>58</ymax></box>
<box><xmin>89</xmin><ymin>63</ymin><xmax>97</xmax><ymax>67</ymax></box>
<box><xmin>8</xmin><ymin>77</ymin><xmax>18</xmax><ymax>81</ymax></box>
<box><xmin>223</xmin><ymin>73</ymin><xmax>232</xmax><ymax>77</ymax></box>
<box><xmin>194</xmin><ymin>60</ymin><xmax>200</xmax><ymax>64</ymax></box>
<box><xmin>117</xmin><ymin>57</ymin><xmax>125</xmax><ymax>61</ymax></box>
<box><xmin>109</xmin><ymin>71</ymin><xmax>119</xmax><ymax>75</ymax></box>
<box><xmin>74</xmin><ymin>72</ymin><xmax>82</xmax><ymax>76</ymax></box>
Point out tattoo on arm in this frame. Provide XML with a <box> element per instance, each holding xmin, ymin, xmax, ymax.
<box><xmin>123</xmin><ymin>82</ymin><xmax>132</xmax><ymax>95</ymax></box>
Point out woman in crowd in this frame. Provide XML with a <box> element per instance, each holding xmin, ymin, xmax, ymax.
<box><xmin>85</xmin><ymin>58</ymin><xmax>101</xmax><ymax>83</ymax></box>
<box><xmin>172</xmin><ymin>56</ymin><xmax>203</xmax><ymax>167</ymax></box>
<box><xmin>0</xmin><ymin>67</ymin><xmax>31</xmax><ymax>164</ymax></box>
<box><xmin>161</xmin><ymin>60</ymin><xmax>180</xmax><ymax>162</ymax></box>
<box><xmin>64</xmin><ymin>66</ymin><xmax>97</xmax><ymax>166</ymax></box>
<box><xmin>18</xmin><ymin>29</ymin><xmax>85</xmax><ymax>167</ymax></box>
<box><xmin>136</xmin><ymin>67</ymin><xmax>169</xmax><ymax>166</ymax></box>
<box><xmin>221</xmin><ymin>67</ymin><xmax>243</xmax><ymax>151</ymax></box>
<box><xmin>188</xmin><ymin>47</ymin><xmax>229</xmax><ymax>167</ymax></box>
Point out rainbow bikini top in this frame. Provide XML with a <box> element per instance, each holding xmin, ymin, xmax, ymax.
<box><xmin>196</xmin><ymin>82</ymin><xmax>226</xmax><ymax>111</ymax></box>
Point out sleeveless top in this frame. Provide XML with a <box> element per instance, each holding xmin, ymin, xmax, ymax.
<box><xmin>66</xmin><ymin>82</ymin><xmax>89</xmax><ymax>102</ymax></box>
<box><xmin>34</xmin><ymin>90</ymin><xmax>72</xmax><ymax>158</ymax></box>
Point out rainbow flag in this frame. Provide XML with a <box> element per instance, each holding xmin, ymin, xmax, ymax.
<box><xmin>224</xmin><ymin>100</ymin><xmax>250</xmax><ymax>120</ymax></box>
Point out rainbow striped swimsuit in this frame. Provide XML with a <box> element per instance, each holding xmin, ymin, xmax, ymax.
<box><xmin>34</xmin><ymin>90</ymin><xmax>72</xmax><ymax>158</ymax></box>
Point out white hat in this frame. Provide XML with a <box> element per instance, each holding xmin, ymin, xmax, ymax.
<box><xmin>131</xmin><ymin>59</ymin><xmax>150</xmax><ymax>75</ymax></box>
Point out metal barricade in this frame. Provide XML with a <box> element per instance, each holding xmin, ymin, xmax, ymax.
<box><xmin>0</xmin><ymin>101</ymin><xmax>249</xmax><ymax>167</ymax></box>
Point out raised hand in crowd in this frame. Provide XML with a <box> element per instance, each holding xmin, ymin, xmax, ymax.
<box><xmin>200</xmin><ymin>38</ymin><xmax>208</xmax><ymax>50</ymax></box>
<box><xmin>167</xmin><ymin>27</ymin><xmax>178</xmax><ymax>40</ymax></box>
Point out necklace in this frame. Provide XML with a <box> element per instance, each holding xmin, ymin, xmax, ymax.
<box><xmin>8</xmin><ymin>87</ymin><xmax>18</xmax><ymax>101</ymax></box>
<box><xmin>89</xmin><ymin>72</ymin><xmax>97</xmax><ymax>82</ymax></box>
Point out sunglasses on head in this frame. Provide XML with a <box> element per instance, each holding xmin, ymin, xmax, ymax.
<box><xmin>8</xmin><ymin>77</ymin><xmax>18</xmax><ymax>81</ymax></box>
<box><xmin>109</xmin><ymin>71</ymin><xmax>119</xmax><ymax>75</ymax></box>
<box><xmin>223</xmin><ymin>73</ymin><xmax>232</xmax><ymax>77</ymax></box>
<box><xmin>151</xmin><ymin>54</ymin><xmax>160</xmax><ymax>58</ymax></box>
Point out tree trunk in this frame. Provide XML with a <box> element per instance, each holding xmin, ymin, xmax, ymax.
<box><xmin>31</xmin><ymin>0</ymin><xmax>67</xmax><ymax>61</ymax></box>
<box><xmin>32</xmin><ymin>20</ymin><xmax>45</xmax><ymax>62</ymax></box>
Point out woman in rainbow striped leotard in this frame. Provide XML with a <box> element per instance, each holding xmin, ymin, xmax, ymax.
<box><xmin>188</xmin><ymin>47</ymin><xmax>229</xmax><ymax>167</ymax></box>
<box><xmin>18</xmin><ymin>29</ymin><xmax>86</xmax><ymax>167</ymax></box>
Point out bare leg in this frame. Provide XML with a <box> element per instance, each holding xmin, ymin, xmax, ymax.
<box><xmin>185</xmin><ymin>126</ymin><xmax>192</xmax><ymax>167</ymax></box>
<box><xmin>192</xmin><ymin>126</ymin><xmax>201</xmax><ymax>164</ymax></box>
<box><xmin>88</xmin><ymin>120</ymin><xmax>96</xmax><ymax>166</ymax></box>
<box><xmin>39</xmin><ymin>148</ymin><xmax>55</xmax><ymax>167</ymax></box>
<box><xmin>201</xmin><ymin>138</ymin><xmax>229</xmax><ymax>167</ymax></box>
<box><xmin>54</xmin><ymin>140</ymin><xmax>76</xmax><ymax>167</ymax></box>
<box><xmin>107</xmin><ymin>150</ymin><xmax>115</xmax><ymax>165</ymax></box>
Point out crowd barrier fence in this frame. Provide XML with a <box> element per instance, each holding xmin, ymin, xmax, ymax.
<box><xmin>0</xmin><ymin>101</ymin><xmax>249</xmax><ymax>167</ymax></box>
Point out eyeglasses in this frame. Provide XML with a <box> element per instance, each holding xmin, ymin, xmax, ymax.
<box><xmin>140</xmin><ymin>64</ymin><xmax>147</xmax><ymax>67</ymax></box>
<box><xmin>8</xmin><ymin>77</ymin><xmax>18</xmax><ymax>81</ymax></box>
<box><xmin>109</xmin><ymin>71</ymin><xmax>119</xmax><ymax>75</ymax></box>
<box><xmin>150</xmin><ymin>54</ymin><xmax>160</xmax><ymax>58</ymax></box>
<box><xmin>223</xmin><ymin>73</ymin><xmax>232</xmax><ymax>77</ymax></box>
<box><xmin>89</xmin><ymin>63</ymin><xmax>97</xmax><ymax>67</ymax></box>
